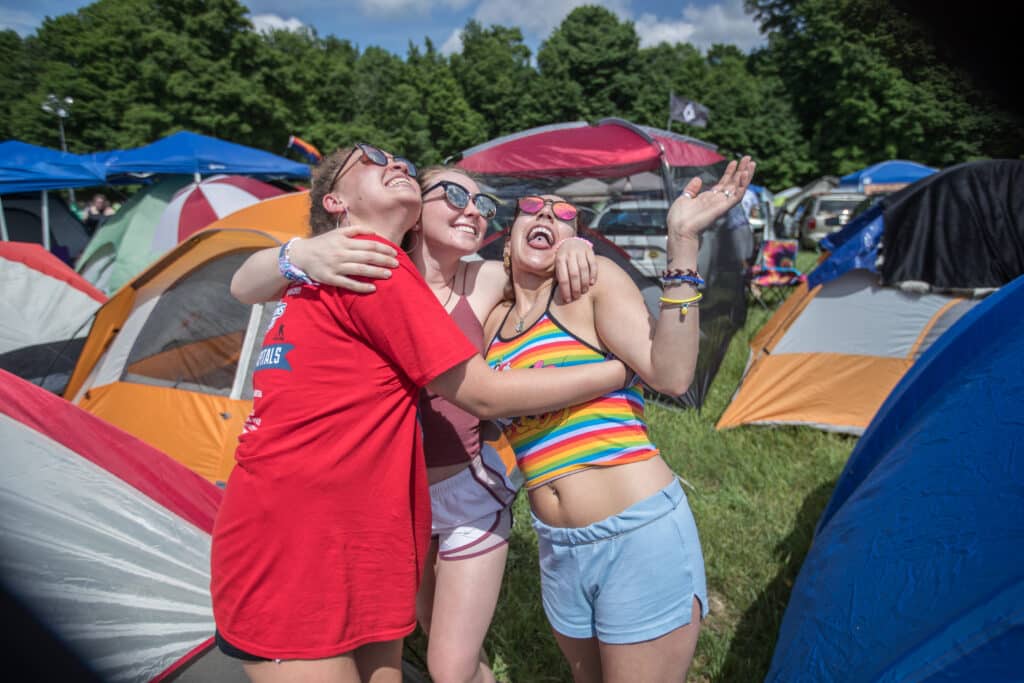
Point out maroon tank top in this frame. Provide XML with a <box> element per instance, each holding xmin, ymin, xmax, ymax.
<box><xmin>419</xmin><ymin>293</ymin><xmax>484</xmax><ymax>467</ymax></box>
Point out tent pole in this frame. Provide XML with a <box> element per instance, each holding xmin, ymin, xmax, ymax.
<box><xmin>41</xmin><ymin>190</ymin><xmax>51</xmax><ymax>252</ymax></box>
<box><xmin>231</xmin><ymin>303</ymin><xmax>267</xmax><ymax>400</ymax></box>
<box><xmin>0</xmin><ymin>196</ymin><xmax>8</xmax><ymax>241</ymax></box>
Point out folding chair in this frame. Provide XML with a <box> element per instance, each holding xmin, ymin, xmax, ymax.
<box><xmin>747</xmin><ymin>239</ymin><xmax>805</xmax><ymax>308</ymax></box>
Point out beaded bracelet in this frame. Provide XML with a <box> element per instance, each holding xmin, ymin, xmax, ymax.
<box><xmin>278</xmin><ymin>238</ymin><xmax>316</xmax><ymax>286</ymax></box>
<box><xmin>555</xmin><ymin>236</ymin><xmax>594</xmax><ymax>250</ymax></box>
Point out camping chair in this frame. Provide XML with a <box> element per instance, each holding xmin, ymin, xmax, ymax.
<box><xmin>747</xmin><ymin>239</ymin><xmax>805</xmax><ymax>308</ymax></box>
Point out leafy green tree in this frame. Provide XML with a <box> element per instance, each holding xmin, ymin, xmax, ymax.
<box><xmin>536</xmin><ymin>6</ymin><xmax>642</xmax><ymax>122</ymax></box>
<box><xmin>450</xmin><ymin>21</ymin><xmax>542</xmax><ymax>138</ymax></box>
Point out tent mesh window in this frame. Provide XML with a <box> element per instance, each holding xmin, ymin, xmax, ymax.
<box><xmin>122</xmin><ymin>250</ymin><xmax>257</xmax><ymax>395</ymax></box>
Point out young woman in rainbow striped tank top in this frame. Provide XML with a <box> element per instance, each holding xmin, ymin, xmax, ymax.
<box><xmin>484</xmin><ymin>156</ymin><xmax>755</xmax><ymax>682</ymax></box>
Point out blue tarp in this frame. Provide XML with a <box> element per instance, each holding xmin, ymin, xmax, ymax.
<box><xmin>838</xmin><ymin>159</ymin><xmax>936</xmax><ymax>191</ymax></box>
<box><xmin>101</xmin><ymin>131</ymin><xmax>310</xmax><ymax>179</ymax></box>
<box><xmin>0</xmin><ymin>141</ymin><xmax>107</xmax><ymax>194</ymax></box>
<box><xmin>767</xmin><ymin>273</ymin><xmax>1024</xmax><ymax>682</ymax></box>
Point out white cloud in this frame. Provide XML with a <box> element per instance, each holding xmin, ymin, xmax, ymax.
<box><xmin>474</xmin><ymin>0</ymin><xmax>630</xmax><ymax>39</ymax></box>
<box><xmin>250</xmin><ymin>13</ymin><xmax>309</xmax><ymax>34</ymax></box>
<box><xmin>440</xmin><ymin>28</ymin><xmax>464</xmax><ymax>56</ymax></box>
<box><xmin>0</xmin><ymin>8</ymin><xmax>40</xmax><ymax>36</ymax></box>
<box><xmin>359</xmin><ymin>0</ymin><xmax>474</xmax><ymax>18</ymax></box>
<box><xmin>469</xmin><ymin>0</ymin><xmax>763</xmax><ymax>53</ymax></box>
<box><xmin>675</xmin><ymin>0</ymin><xmax>765</xmax><ymax>52</ymax></box>
<box><xmin>633</xmin><ymin>13</ymin><xmax>697</xmax><ymax>48</ymax></box>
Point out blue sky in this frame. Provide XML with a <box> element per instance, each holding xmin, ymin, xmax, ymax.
<box><xmin>1</xmin><ymin>0</ymin><xmax>766</xmax><ymax>57</ymax></box>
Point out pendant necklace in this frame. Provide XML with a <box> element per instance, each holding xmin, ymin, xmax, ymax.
<box><xmin>439</xmin><ymin>262</ymin><xmax>461</xmax><ymax>309</ymax></box>
<box><xmin>513</xmin><ymin>283</ymin><xmax>551</xmax><ymax>333</ymax></box>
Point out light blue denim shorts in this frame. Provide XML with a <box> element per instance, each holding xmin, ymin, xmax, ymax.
<box><xmin>532</xmin><ymin>478</ymin><xmax>708</xmax><ymax>644</ymax></box>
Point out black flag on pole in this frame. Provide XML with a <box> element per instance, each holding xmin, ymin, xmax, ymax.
<box><xmin>669</xmin><ymin>93</ymin><xmax>710</xmax><ymax>128</ymax></box>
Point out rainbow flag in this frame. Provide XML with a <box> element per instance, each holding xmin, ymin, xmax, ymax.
<box><xmin>287</xmin><ymin>135</ymin><xmax>322</xmax><ymax>163</ymax></box>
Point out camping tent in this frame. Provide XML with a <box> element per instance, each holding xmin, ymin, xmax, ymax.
<box><xmin>100</xmin><ymin>131</ymin><xmax>310</xmax><ymax>180</ymax></box>
<box><xmin>75</xmin><ymin>174</ymin><xmax>288</xmax><ymax>294</ymax></box>
<box><xmin>0</xmin><ymin>141</ymin><xmax>107</xmax><ymax>262</ymax></box>
<box><xmin>456</xmin><ymin>118</ymin><xmax>744</xmax><ymax>409</ymax></box>
<box><xmin>75</xmin><ymin>175</ymin><xmax>192</xmax><ymax>293</ymax></box>
<box><xmin>717</xmin><ymin>160</ymin><xmax>1023</xmax><ymax>434</ymax></box>
<box><xmin>766</xmin><ymin>273</ymin><xmax>1024</xmax><ymax>681</ymax></box>
<box><xmin>0</xmin><ymin>369</ymin><xmax>223</xmax><ymax>681</ymax></box>
<box><xmin>64</xmin><ymin>192</ymin><xmax>311</xmax><ymax>485</ymax></box>
<box><xmin>837</xmin><ymin>159</ymin><xmax>937</xmax><ymax>194</ymax></box>
<box><xmin>0</xmin><ymin>190</ymin><xmax>91</xmax><ymax>265</ymax></box>
<box><xmin>816</xmin><ymin>159</ymin><xmax>1024</xmax><ymax>294</ymax></box>
<box><xmin>0</xmin><ymin>243</ymin><xmax>106</xmax><ymax>393</ymax></box>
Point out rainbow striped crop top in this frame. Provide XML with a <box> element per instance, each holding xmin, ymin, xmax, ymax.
<box><xmin>484</xmin><ymin>304</ymin><xmax>659</xmax><ymax>489</ymax></box>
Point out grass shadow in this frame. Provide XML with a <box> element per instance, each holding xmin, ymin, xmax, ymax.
<box><xmin>715</xmin><ymin>480</ymin><xmax>836</xmax><ymax>682</ymax></box>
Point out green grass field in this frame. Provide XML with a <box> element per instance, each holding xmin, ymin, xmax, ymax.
<box><xmin>412</xmin><ymin>250</ymin><xmax>858</xmax><ymax>682</ymax></box>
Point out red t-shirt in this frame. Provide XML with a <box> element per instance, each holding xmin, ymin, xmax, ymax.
<box><xmin>210</xmin><ymin>236</ymin><xmax>477</xmax><ymax>659</ymax></box>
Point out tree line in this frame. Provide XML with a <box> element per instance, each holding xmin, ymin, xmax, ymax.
<box><xmin>1</xmin><ymin>0</ymin><xmax>1019</xmax><ymax>190</ymax></box>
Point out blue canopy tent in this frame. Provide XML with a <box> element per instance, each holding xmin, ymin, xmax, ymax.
<box><xmin>767</xmin><ymin>273</ymin><xmax>1024</xmax><ymax>681</ymax></box>
<box><xmin>837</xmin><ymin>159</ymin><xmax>937</xmax><ymax>192</ymax></box>
<box><xmin>0</xmin><ymin>141</ymin><xmax>105</xmax><ymax>260</ymax></box>
<box><xmin>100</xmin><ymin>131</ymin><xmax>310</xmax><ymax>181</ymax></box>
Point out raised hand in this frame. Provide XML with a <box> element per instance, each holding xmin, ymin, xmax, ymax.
<box><xmin>291</xmin><ymin>225</ymin><xmax>400</xmax><ymax>293</ymax></box>
<box><xmin>666</xmin><ymin>156</ymin><xmax>756</xmax><ymax>242</ymax></box>
<box><xmin>554</xmin><ymin>235</ymin><xmax>598</xmax><ymax>302</ymax></box>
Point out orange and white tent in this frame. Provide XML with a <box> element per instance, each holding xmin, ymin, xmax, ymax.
<box><xmin>716</xmin><ymin>269</ymin><xmax>979</xmax><ymax>434</ymax></box>
<box><xmin>64</xmin><ymin>192</ymin><xmax>311</xmax><ymax>485</ymax></box>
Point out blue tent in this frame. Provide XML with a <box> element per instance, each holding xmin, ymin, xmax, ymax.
<box><xmin>837</xmin><ymin>159</ymin><xmax>936</xmax><ymax>192</ymax></box>
<box><xmin>767</xmin><ymin>274</ymin><xmax>1024</xmax><ymax>682</ymax></box>
<box><xmin>0</xmin><ymin>141</ymin><xmax>107</xmax><ymax>194</ymax></box>
<box><xmin>100</xmin><ymin>131</ymin><xmax>309</xmax><ymax>179</ymax></box>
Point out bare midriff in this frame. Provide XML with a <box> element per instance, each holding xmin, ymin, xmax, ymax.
<box><xmin>528</xmin><ymin>456</ymin><xmax>677</xmax><ymax>528</ymax></box>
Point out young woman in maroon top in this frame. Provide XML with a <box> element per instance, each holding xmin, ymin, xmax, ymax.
<box><xmin>227</xmin><ymin>153</ymin><xmax>607</xmax><ymax>683</ymax></box>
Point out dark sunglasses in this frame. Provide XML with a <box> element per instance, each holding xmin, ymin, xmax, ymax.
<box><xmin>422</xmin><ymin>180</ymin><xmax>498</xmax><ymax>220</ymax></box>
<box><xmin>516</xmin><ymin>196</ymin><xmax>578</xmax><ymax>222</ymax></box>
<box><xmin>330</xmin><ymin>142</ymin><xmax>417</xmax><ymax>190</ymax></box>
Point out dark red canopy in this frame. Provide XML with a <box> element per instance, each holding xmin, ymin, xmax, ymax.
<box><xmin>456</xmin><ymin>118</ymin><xmax>724</xmax><ymax>178</ymax></box>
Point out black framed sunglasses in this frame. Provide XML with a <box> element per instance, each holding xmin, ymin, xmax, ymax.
<box><xmin>330</xmin><ymin>142</ymin><xmax>417</xmax><ymax>190</ymax></box>
<box><xmin>422</xmin><ymin>180</ymin><xmax>498</xmax><ymax>220</ymax></box>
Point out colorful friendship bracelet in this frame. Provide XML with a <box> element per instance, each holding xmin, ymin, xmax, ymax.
<box><xmin>278</xmin><ymin>238</ymin><xmax>316</xmax><ymax>286</ymax></box>
<box><xmin>660</xmin><ymin>267</ymin><xmax>705</xmax><ymax>288</ymax></box>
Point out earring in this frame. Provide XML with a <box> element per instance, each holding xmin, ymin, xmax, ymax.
<box><xmin>502</xmin><ymin>243</ymin><xmax>511</xmax><ymax>275</ymax></box>
<box><xmin>334</xmin><ymin>206</ymin><xmax>348</xmax><ymax>231</ymax></box>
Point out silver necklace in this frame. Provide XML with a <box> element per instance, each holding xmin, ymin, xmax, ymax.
<box><xmin>512</xmin><ymin>285</ymin><xmax>551</xmax><ymax>333</ymax></box>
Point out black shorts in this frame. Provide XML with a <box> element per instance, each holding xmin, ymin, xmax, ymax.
<box><xmin>215</xmin><ymin>630</ymin><xmax>270</xmax><ymax>662</ymax></box>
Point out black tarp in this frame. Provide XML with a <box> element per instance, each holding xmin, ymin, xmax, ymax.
<box><xmin>881</xmin><ymin>160</ymin><xmax>1024</xmax><ymax>289</ymax></box>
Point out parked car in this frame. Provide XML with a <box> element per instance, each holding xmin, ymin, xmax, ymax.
<box><xmin>794</xmin><ymin>191</ymin><xmax>866</xmax><ymax>248</ymax></box>
<box><xmin>588</xmin><ymin>199</ymin><xmax>669</xmax><ymax>278</ymax></box>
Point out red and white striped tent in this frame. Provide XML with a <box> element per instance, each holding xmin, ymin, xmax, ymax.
<box><xmin>0</xmin><ymin>243</ymin><xmax>107</xmax><ymax>392</ymax></box>
<box><xmin>0</xmin><ymin>370</ymin><xmax>225</xmax><ymax>681</ymax></box>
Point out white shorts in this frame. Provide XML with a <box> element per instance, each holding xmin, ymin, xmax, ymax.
<box><xmin>431</xmin><ymin>444</ymin><xmax>518</xmax><ymax>561</ymax></box>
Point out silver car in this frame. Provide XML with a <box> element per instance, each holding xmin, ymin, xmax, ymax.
<box><xmin>795</xmin><ymin>191</ymin><xmax>866</xmax><ymax>248</ymax></box>
<box><xmin>589</xmin><ymin>200</ymin><xmax>669</xmax><ymax>278</ymax></box>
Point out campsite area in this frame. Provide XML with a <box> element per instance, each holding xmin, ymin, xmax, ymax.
<box><xmin>2</xmin><ymin>1</ymin><xmax>1023</xmax><ymax>681</ymax></box>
